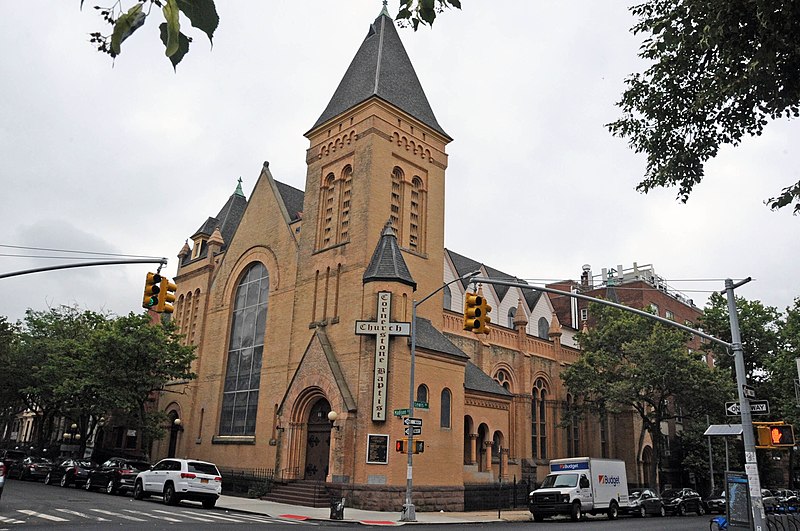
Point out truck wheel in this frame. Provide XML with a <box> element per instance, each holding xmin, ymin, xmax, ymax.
<box><xmin>638</xmin><ymin>506</ymin><xmax>647</xmax><ymax>518</ymax></box>
<box><xmin>571</xmin><ymin>502</ymin><xmax>582</xmax><ymax>521</ymax></box>
<box><xmin>607</xmin><ymin>501</ymin><xmax>619</xmax><ymax>520</ymax></box>
<box><xmin>533</xmin><ymin>514</ymin><xmax>544</xmax><ymax>522</ymax></box>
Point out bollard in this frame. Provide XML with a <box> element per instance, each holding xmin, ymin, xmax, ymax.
<box><xmin>330</xmin><ymin>497</ymin><xmax>345</xmax><ymax>520</ymax></box>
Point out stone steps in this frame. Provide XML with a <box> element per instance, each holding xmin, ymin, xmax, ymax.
<box><xmin>263</xmin><ymin>480</ymin><xmax>330</xmax><ymax>508</ymax></box>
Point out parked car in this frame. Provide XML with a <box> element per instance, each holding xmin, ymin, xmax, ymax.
<box><xmin>44</xmin><ymin>459</ymin><xmax>96</xmax><ymax>488</ymax></box>
<box><xmin>704</xmin><ymin>490</ymin><xmax>726</xmax><ymax>515</ymax></box>
<box><xmin>768</xmin><ymin>489</ymin><xmax>798</xmax><ymax>513</ymax></box>
<box><xmin>625</xmin><ymin>488</ymin><xmax>665</xmax><ymax>517</ymax></box>
<box><xmin>0</xmin><ymin>460</ymin><xmax>6</xmax><ymax>500</ymax></box>
<box><xmin>86</xmin><ymin>458</ymin><xmax>151</xmax><ymax>495</ymax></box>
<box><xmin>14</xmin><ymin>456</ymin><xmax>53</xmax><ymax>481</ymax></box>
<box><xmin>0</xmin><ymin>450</ymin><xmax>28</xmax><ymax>478</ymax></box>
<box><xmin>661</xmin><ymin>488</ymin><xmax>706</xmax><ymax>516</ymax></box>
<box><xmin>133</xmin><ymin>458</ymin><xmax>222</xmax><ymax>508</ymax></box>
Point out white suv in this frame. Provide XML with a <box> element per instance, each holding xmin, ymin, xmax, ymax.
<box><xmin>133</xmin><ymin>458</ymin><xmax>221</xmax><ymax>508</ymax></box>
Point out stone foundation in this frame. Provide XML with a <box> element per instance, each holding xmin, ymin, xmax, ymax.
<box><xmin>327</xmin><ymin>483</ymin><xmax>465</xmax><ymax>512</ymax></box>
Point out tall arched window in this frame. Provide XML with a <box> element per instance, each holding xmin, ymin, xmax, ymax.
<box><xmin>219</xmin><ymin>263</ymin><xmax>269</xmax><ymax>436</ymax></box>
<box><xmin>440</xmin><ymin>388</ymin><xmax>452</xmax><ymax>428</ymax></box>
<box><xmin>565</xmin><ymin>394</ymin><xmax>579</xmax><ymax>457</ymax></box>
<box><xmin>507</xmin><ymin>307</ymin><xmax>516</xmax><ymax>328</ymax></box>
<box><xmin>416</xmin><ymin>384</ymin><xmax>429</xmax><ymax>407</ymax></box>
<box><xmin>538</xmin><ymin>317</ymin><xmax>549</xmax><ymax>339</ymax></box>
<box><xmin>390</xmin><ymin>167</ymin><xmax>403</xmax><ymax>239</ymax></box>
<box><xmin>409</xmin><ymin>176</ymin><xmax>425</xmax><ymax>252</ymax></box>
<box><xmin>531</xmin><ymin>378</ymin><xmax>548</xmax><ymax>459</ymax></box>
<box><xmin>338</xmin><ymin>166</ymin><xmax>352</xmax><ymax>243</ymax></box>
<box><xmin>319</xmin><ymin>173</ymin><xmax>337</xmax><ymax>248</ymax></box>
<box><xmin>442</xmin><ymin>285</ymin><xmax>452</xmax><ymax>310</ymax></box>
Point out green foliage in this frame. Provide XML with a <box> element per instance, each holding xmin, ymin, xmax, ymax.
<box><xmin>396</xmin><ymin>0</ymin><xmax>461</xmax><ymax>30</ymax></box>
<box><xmin>608</xmin><ymin>0</ymin><xmax>800</xmax><ymax>214</ymax></box>
<box><xmin>85</xmin><ymin>0</ymin><xmax>218</xmax><ymax>69</ymax></box>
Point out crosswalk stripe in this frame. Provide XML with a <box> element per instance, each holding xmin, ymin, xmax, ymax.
<box><xmin>180</xmin><ymin>511</ymin><xmax>248</xmax><ymax>522</ymax></box>
<box><xmin>90</xmin><ymin>509</ymin><xmax>146</xmax><ymax>522</ymax></box>
<box><xmin>17</xmin><ymin>510</ymin><xmax>69</xmax><ymax>522</ymax></box>
<box><xmin>153</xmin><ymin>509</ymin><xmax>213</xmax><ymax>522</ymax></box>
<box><xmin>123</xmin><ymin>509</ymin><xmax>182</xmax><ymax>522</ymax></box>
<box><xmin>225</xmin><ymin>513</ymin><xmax>280</xmax><ymax>523</ymax></box>
<box><xmin>55</xmin><ymin>509</ymin><xmax>110</xmax><ymax>521</ymax></box>
<box><xmin>0</xmin><ymin>515</ymin><xmax>25</xmax><ymax>524</ymax></box>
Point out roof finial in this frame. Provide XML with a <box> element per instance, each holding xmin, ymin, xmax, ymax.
<box><xmin>235</xmin><ymin>177</ymin><xmax>244</xmax><ymax>197</ymax></box>
<box><xmin>380</xmin><ymin>0</ymin><xmax>390</xmax><ymax>16</ymax></box>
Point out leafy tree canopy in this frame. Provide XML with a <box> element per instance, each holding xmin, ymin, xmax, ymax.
<box><xmin>608</xmin><ymin>0</ymin><xmax>800</xmax><ymax>213</ymax></box>
<box><xmin>84</xmin><ymin>0</ymin><xmax>461</xmax><ymax>69</ymax></box>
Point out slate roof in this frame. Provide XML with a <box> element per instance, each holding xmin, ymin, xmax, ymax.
<box><xmin>413</xmin><ymin>317</ymin><xmax>468</xmax><ymax>359</ymax></box>
<box><xmin>310</xmin><ymin>11</ymin><xmax>449</xmax><ymax>139</ymax></box>
<box><xmin>183</xmin><ymin>185</ymin><xmax>248</xmax><ymax>265</ymax></box>
<box><xmin>275</xmin><ymin>180</ymin><xmax>304</xmax><ymax>223</ymax></box>
<box><xmin>465</xmin><ymin>362</ymin><xmax>512</xmax><ymax>397</ymax></box>
<box><xmin>363</xmin><ymin>223</ymin><xmax>416</xmax><ymax>289</ymax></box>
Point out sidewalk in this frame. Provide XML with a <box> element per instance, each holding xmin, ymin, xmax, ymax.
<box><xmin>216</xmin><ymin>495</ymin><xmax>533</xmax><ymax>525</ymax></box>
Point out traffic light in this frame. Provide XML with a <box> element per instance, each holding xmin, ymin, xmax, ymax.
<box><xmin>156</xmin><ymin>276</ymin><xmax>177</xmax><ymax>314</ymax></box>
<box><xmin>755</xmin><ymin>422</ymin><xmax>795</xmax><ymax>448</ymax></box>
<box><xmin>142</xmin><ymin>272</ymin><xmax>161</xmax><ymax>310</ymax></box>
<box><xmin>463</xmin><ymin>292</ymin><xmax>483</xmax><ymax>332</ymax></box>
<box><xmin>475</xmin><ymin>297</ymin><xmax>492</xmax><ymax>335</ymax></box>
<box><xmin>395</xmin><ymin>440</ymin><xmax>424</xmax><ymax>454</ymax></box>
<box><xmin>395</xmin><ymin>440</ymin><xmax>405</xmax><ymax>453</ymax></box>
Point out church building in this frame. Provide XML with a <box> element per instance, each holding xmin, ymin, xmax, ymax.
<box><xmin>153</xmin><ymin>8</ymin><xmax>639</xmax><ymax>511</ymax></box>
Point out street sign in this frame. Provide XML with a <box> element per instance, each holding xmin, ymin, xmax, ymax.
<box><xmin>393</xmin><ymin>408</ymin><xmax>410</xmax><ymax>416</ymax></box>
<box><xmin>742</xmin><ymin>384</ymin><xmax>756</xmax><ymax>399</ymax></box>
<box><xmin>413</xmin><ymin>401</ymin><xmax>429</xmax><ymax>409</ymax></box>
<box><xmin>404</xmin><ymin>426</ymin><xmax>422</xmax><ymax>436</ymax></box>
<box><xmin>726</xmin><ymin>400</ymin><xmax>770</xmax><ymax>416</ymax></box>
<box><xmin>403</xmin><ymin>417</ymin><xmax>422</xmax><ymax>427</ymax></box>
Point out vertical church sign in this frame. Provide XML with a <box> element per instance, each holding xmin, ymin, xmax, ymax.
<box><xmin>355</xmin><ymin>291</ymin><xmax>411</xmax><ymax>421</ymax></box>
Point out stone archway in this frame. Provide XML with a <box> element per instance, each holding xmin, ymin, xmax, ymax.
<box><xmin>642</xmin><ymin>445</ymin><xmax>654</xmax><ymax>488</ymax></box>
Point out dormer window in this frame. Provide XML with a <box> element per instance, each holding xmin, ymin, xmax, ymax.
<box><xmin>191</xmin><ymin>238</ymin><xmax>204</xmax><ymax>259</ymax></box>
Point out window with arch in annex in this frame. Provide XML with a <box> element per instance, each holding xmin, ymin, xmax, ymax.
<box><xmin>531</xmin><ymin>378</ymin><xmax>548</xmax><ymax>459</ymax></box>
<box><xmin>494</xmin><ymin>369</ymin><xmax>511</xmax><ymax>391</ymax></box>
<box><xmin>538</xmin><ymin>317</ymin><xmax>549</xmax><ymax>339</ymax></box>
<box><xmin>564</xmin><ymin>394</ymin><xmax>580</xmax><ymax>457</ymax></box>
<box><xmin>440</xmin><ymin>388</ymin><xmax>452</xmax><ymax>428</ymax></box>
<box><xmin>219</xmin><ymin>262</ymin><xmax>269</xmax><ymax>436</ymax></box>
<box><xmin>507</xmin><ymin>307</ymin><xmax>516</xmax><ymax>328</ymax></box>
<box><xmin>416</xmin><ymin>384</ymin><xmax>429</xmax><ymax>407</ymax></box>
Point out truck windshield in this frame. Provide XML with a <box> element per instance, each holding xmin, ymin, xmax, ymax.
<box><xmin>541</xmin><ymin>473</ymin><xmax>578</xmax><ymax>488</ymax></box>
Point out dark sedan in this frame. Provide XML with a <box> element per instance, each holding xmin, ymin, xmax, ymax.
<box><xmin>0</xmin><ymin>449</ymin><xmax>27</xmax><ymax>478</ymax></box>
<box><xmin>44</xmin><ymin>459</ymin><xmax>95</xmax><ymax>488</ymax></box>
<box><xmin>86</xmin><ymin>458</ymin><xmax>151</xmax><ymax>494</ymax></box>
<box><xmin>661</xmin><ymin>488</ymin><xmax>706</xmax><ymax>516</ymax></box>
<box><xmin>705</xmin><ymin>491</ymin><xmax>726</xmax><ymax>514</ymax></box>
<box><xmin>625</xmin><ymin>488</ymin><xmax>665</xmax><ymax>517</ymax></box>
<box><xmin>14</xmin><ymin>456</ymin><xmax>53</xmax><ymax>481</ymax></box>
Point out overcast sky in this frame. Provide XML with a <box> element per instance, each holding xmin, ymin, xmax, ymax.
<box><xmin>2</xmin><ymin>1</ymin><xmax>799</xmax><ymax>325</ymax></box>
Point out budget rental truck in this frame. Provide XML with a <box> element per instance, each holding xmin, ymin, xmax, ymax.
<box><xmin>528</xmin><ymin>457</ymin><xmax>629</xmax><ymax>522</ymax></box>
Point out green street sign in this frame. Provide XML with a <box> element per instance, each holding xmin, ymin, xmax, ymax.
<box><xmin>414</xmin><ymin>401</ymin><xmax>429</xmax><ymax>409</ymax></box>
<box><xmin>393</xmin><ymin>408</ymin><xmax>410</xmax><ymax>416</ymax></box>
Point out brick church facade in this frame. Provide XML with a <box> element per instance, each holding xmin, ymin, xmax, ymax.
<box><xmin>151</xmin><ymin>9</ymin><xmax>652</xmax><ymax>510</ymax></box>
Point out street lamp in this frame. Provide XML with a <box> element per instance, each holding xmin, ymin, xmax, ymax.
<box><xmin>401</xmin><ymin>269</ymin><xmax>481</xmax><ymax>522</ymax></box>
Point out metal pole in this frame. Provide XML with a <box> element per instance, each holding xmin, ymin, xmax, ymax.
<box><xmin>707</xmin><ymin>415</ymin><xmax>716</xmax><ymax>495</ymax></box>
<box><xmin>725</xmin><ymin>438</ymin><xmax>730</xmax><ymax>471</ymax></box>
<box><xmin>724</xmin><ymin>278</ymin><xmax>765</xmax><ymax>531</ymax></box>
<box><xmin>0</xmin><ymin>257</ymin><xmax>167</xmax><ymax>279</ymax></box>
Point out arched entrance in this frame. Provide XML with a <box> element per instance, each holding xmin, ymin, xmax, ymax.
<box><xmin>166</xmin><ymin>409</ymin><xmax>182</xmax><ymax>458</ymax></box>
<box><xmin>304</xmin><ymin>398</ymin><xmax>332</xmax><ymax>480</ymax></box>
<box><xmin>642</xmin><ymin>445</ymin><xmax>654</xmax><ymax>487</ymax></box>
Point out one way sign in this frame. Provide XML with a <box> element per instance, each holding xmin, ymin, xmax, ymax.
<box><xmin>726</xmin><ymin>400</ymin><xmax>770</xmax><ymax>416</ymax></box>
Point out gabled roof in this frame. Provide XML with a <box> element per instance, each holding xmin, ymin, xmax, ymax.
<box><xmin>413</xmin><ymin>317</ymin><xmax>468</xmax><ymax>359</ymax></box>
<box><xmin>363</xmin><ymin>223</ymin><xmax>416</xmax><ymax>289</ymax></box>
<box><xmin>274</xmin><ymin>180</ymin><xmax>304</xmax><ymax>223</ymax></box>
<box><xmin>465</xmin><ymin>362</ymin><xmax>512</xmax><ymax>397</ymax></box>
<box><xmin>310</xmin><ymin>11</ymin><xmax>449</xmax><ymax>139</ymax></box>
<box><xmin>184</xmin><ymin>184</ymin><xmax>248</xmax><ymax>265</ymax></box>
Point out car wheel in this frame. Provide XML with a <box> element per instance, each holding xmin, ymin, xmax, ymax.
<box><xmin>60</xmin><ymin>474</ymin><xmax>69</xmax><ymax>487</ymax></box>
<box><xmin>106</xmin><ymin>479</ymin><xmax>116</xmax><ymax>495</ymax></box>
<box><xmin>202</xmin><ymin>499</ymin><xmax>216</xmax><ymax>509</ymax></box>
<box><xmin>571</xmin><ymin>501</ymin><xmax>582</xmax><ymax>521</ymax></box>
<box><xmin>84</xmin><ymin>478</ymin><xmax>92</xmax><ymax>491</ymax></box>
<box><xmin>533</xmin><ymin>513</ymin><xmax>544</xmax><ymax>522</ymax></box>
<box><xmin>133</xmin><ymin>480</ymin><xmax>146</xmax><ymax>500</ymax></box>
<box><xmin>698</xmin><ymin>503</ymin><xmax>706</xmax><ymax>516</ymax></box>
<box><xmin>163</xmin><ymin>483</ymin><xmax>179</xmax><ymax>506</ymax></box>
<box><xmin>607</xmin><ymin>501</ymin><xmax>619</xmax><ymax>520</ymax></box>
<box><xmin>659</xmin><ymin>505</ymin><xmax>666</xmax><ymax>517</ymax></box>
<box><xmin>639</xmin><ymin>506</ymin><xmax>647</xmax><ymax>518</ymax></box>
<box><xmin>678</xmin><ymin>503</ymin><xmax>686</xmax><ymax>516</ymax></box>
<box><xmin>44</xmin><ymin>473</ymin><xmax>51</xmax><ymax>485</ymax></box>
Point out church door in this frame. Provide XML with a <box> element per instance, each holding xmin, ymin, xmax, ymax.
<box><xmin>304</xmin><ymin>399</ymin><xmax>332</xmax><ymax>480</ymax></box>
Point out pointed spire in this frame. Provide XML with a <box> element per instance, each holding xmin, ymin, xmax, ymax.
<box><xmin>548</xmin><ymin>311</ymin><xmax>563</xmax><ymax>339</ymax></box>
<box><xmin>234</xmin><ymin>177</ymin><xmax>244</xmax><ymax>197</ymax></box>
<box><xmin>513</xmin><ymin>298</ymin><xmax>528</xmax><ymax>328</ymax></box>
<box><xmin>178</xmin><ymin>240</ymin><xmax>191</xmax><ymax>258</ymax></box>
<box><xmin>310</xmin><ymin>10</ymin><xmax>449</xmax><ymax>139</ymax></box>
<box><xmin>363</xmin><ymin>220</ymin><xmax>416</xmax><ymax>290</ymax></box>
<box><xmin>380</xmin><ymin>0</ymin><xmax>390</xmax><ymax>17</ymax></box>
<box><xmin>208</xmin><ymin>227</ymin><xmax>224</xmax><ymax>247</ymax></box>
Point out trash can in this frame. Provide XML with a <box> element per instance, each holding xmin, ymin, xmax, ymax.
<box><xmin>330</xmin><ymin>497</ymin><xmax>345</xmax><ymax>520</ymax></box>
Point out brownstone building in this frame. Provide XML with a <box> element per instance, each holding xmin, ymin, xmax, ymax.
<box><xmin>152</xmin><ymin>9</ymin><xmax>650</xmax><ymax>510</ymax></box>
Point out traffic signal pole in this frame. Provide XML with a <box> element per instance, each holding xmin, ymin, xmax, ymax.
<box><xmin>469</xmin><ymin>275</ymin><xmax>764</xmax><ymax>530</ymax></box>
<box><xmin>0</xmin><ymin>258</ymin><xmax>167</xmax><ymax>279</ymax></box>
<box><xmin>401</xmin><ymin>268</ymin><xmax>481</xmax><ymax>523</ymax></box>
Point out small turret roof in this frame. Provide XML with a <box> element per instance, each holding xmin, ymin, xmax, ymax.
<box><xmin>363</xmin><ymin>222</ymin><xmax>416</xmax><ymax>289</ymax></box>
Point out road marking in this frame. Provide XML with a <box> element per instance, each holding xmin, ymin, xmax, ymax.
<box><xmin>90</xmin><ymin>509</ymin><xmax>146</xmax><ymax>522</ymax></box>
<box><xmin>154</xmin><ymin>509</ymin><xmax>213</xmax><ymax>522</ymax></box>
<box><xmin>226</xmin><ymin>513</ymin><xmax>281</xmax><ymax>522</ymax></box>
<box><xmin>54</xmin><ymin>509</ymin><xmax>110</xmax><ymax>521</ymax></box>
<box><xmin>16</xmin><ymin>510</ymin><xmax>69</xmax><ymax>522</ymax></box>
<box><xmin>123</xmin><ymin>509</ymin><xmax>182</xmax><ymax>522</ymax></box>
<box><xmin>0</xmin><ymin>515</ymin><xmax>25</xmax><ymax>524</ymax></box>
<box><xmin>181</xmin><ymin>511</ymin><xmax>249</xmax><ymax>522</ymax></box>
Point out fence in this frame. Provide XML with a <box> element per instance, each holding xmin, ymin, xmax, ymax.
<box><xmin>216</xmin><ymin>467</ymin><xmax>274</xmax><ymax>497</ymax></box>
<box><xmin>464</xmin><ymin>478</ymin><xmax>532</xmax><ymax>511</ymax></box>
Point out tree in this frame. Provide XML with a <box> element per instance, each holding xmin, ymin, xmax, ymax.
<box><xmin>562</xmin><ymin>303</ymin><xmax>732</xmax><ymax>489</ymax></box>
<box><xmin>84</xmin><ymin>0</ymin><xmax>461</xmax><ymax>69</ymax></box>
<box><xmin>607</xmin><ymin>0</ymin><xmax>800</xmax><ymax>214</ymax></box>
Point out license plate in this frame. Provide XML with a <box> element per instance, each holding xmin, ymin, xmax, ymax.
<box><xmin>201</xmin><ymin>478</ymin><xmax>208</xmax><ymax>484</ymax></box>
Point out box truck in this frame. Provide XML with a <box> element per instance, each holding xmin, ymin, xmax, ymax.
<box><xmin>528</xmin><ymin>457</ymin><xmax>629</xmax><ymax>522</ymax></box>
